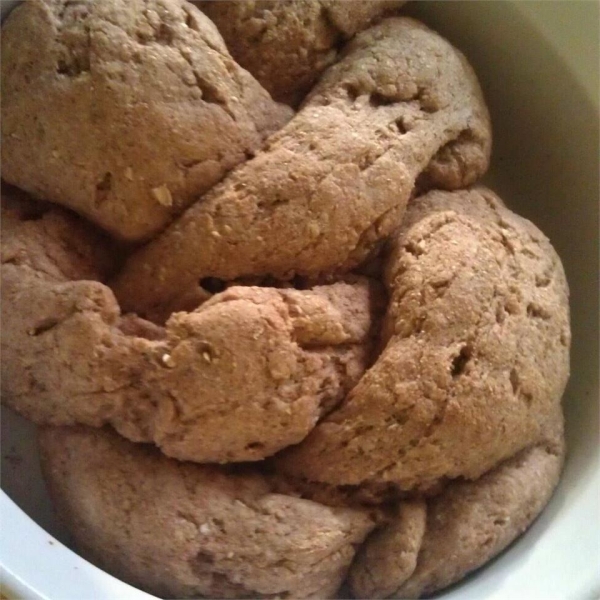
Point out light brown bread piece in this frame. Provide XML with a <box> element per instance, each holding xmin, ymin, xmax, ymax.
<box><xmin>1</xmin><ymin>192</ymin><xmax>378</xmax><ymax>462</ymax></box>
<box><xmin>0</xmin><ymin>185</ymin><xmax>117</xmax><ymax>284</ymax></box>
<box><xmin>142</xmin><ymin>282</ymin><xmax>380</xmax><ymax>462</ymax></box>
<box><xmin>277</xmin><ymin>188</ymin><xmax>570</xmax><ymax>494</ymax></box>
<box><xmin>112</xmin><ymin>17</ymin><xmax>491</xmax><ymax>321</ymax></box>
<box><xmin>349</xmin><ymin>500</ymin><xmax>427</xmax><ymax>598</ymax></box>
<box><xmin>199</xmin><ymin>0</ymin><xmax>405</xmax><ymax>106</ymax></box>
<box><xmin>393</xmin><ymin>429</ymin><xmax>565</xmax><ymax>598</ymax></box>
<box><xmin>1</xmin><ymin>0</ymin><xmax>292</xmax><ymax>241</ymax></box>
<box><xmin>39</xmin><ymin>425</ymin><xmax>376</xmax><ymax>599</ymax></box>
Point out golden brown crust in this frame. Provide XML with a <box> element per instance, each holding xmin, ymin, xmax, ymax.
<box><xmin>39</xmin><ymin>425</ymin><xmax>376</xmax><ymax>599</ymax></box>
<box><xmin>112</xmin><ymin>17</ymin><xmax>491</xmax><ymax>321</ymax></box>
<box><xmin>199</xmin><ymin>0</ymin><xmax>406</xmax><ymax>106</ymax></box>
<box><xmin>1</xmin><ymin>0</ymin><xmax>292</xmax><ymax>241</ymax></box>
<box><xmin>276</xmin><ymin>188</ymin><xmax>570</xmax><ymax>493</ymax></box>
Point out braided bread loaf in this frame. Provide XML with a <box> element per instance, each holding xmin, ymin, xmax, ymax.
<box><xmin>1</xmin><ymin>1</ymin><xmax>569</xmax><ymax>598</ymax></box>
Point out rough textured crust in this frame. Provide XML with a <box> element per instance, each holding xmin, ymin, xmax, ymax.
<box><xmin>1</xmin><ymin>191</ymin><xmax>380</xmax><ymax>463</ymax></box>
<box><xmin>276</xmin><ymin>188</ymin><xmax>570</xmax><ymax>493</ymax></box>
<box><xmin>146</xmin><ymin>283</ymin><xmax>382</xmax><ymax>463</ymax></box>
<box><xmin>1</xmin><ymin>184</ymin><xmax>117</xmax><ymax>284</ymax></box>
<box><xmin>360</xmin><ymin>424</ymin><xmax>565</xmax><ymax>598</ymax></box>
<box><xmin>1</xmin><ymin>0</ymin><xmax>292</xmax><ymax>241</ymax></box>
<box><xmin>112</xmin><ymin>17</ymin><xmax>491</xmax><ymax>321</ymax></box>
<box><xmin>38</xmin><ymin>425</ymin><xmax>375</xmax><ymax>600</ymax></box>
<box><xmin>199</xmin><ymin>0</ymin><xmax>405</xmax><ymax>106</ymax></box>
<box><xmin>349</xmin><ymin>500</ymin><xmax>427</xmax><ymax>598</ymax></box>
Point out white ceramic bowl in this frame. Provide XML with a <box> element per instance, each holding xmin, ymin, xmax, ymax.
<box><xmin>1</xmin><ymin>2</ymin><xmax>599</xmax><ymax>599</ymax></box>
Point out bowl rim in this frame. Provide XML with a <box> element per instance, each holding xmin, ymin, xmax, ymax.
<box><xmin>0</xmin><ymin>493</ymin><xmax>154</xmax><ymax>600</ymax></box>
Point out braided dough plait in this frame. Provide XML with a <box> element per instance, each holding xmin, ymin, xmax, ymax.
<box><xmin>277</xmin><ymin>188</ymin><xmax>570</xmax><ymax>494</ymax></box>
<box><xmin>39</xmin><ymin>425</ymin><xmax>376</xmax><ymax>599</ymax></box>
<box><xmin>349</xmin><ymin>500</ymin><xmax>427</xmax><ymax>598</ymax></box>
<box><xmin>1</xmin><ymin>191</ymin><xmax>380</xmax><ymax>463</ymax></box>
<box><xmin>198</xmin><ymin>0</ymin><xmax>406</xmax><ymax>106</ymax></box>
<box><xmin>111</xmin><ymin>16</ymin><xmax>491</xmax><ymax>322</ymax></box>
<box><xmin>349</xmin><ymin>416</ymin><xmax>565</xmax><ymax>598</ymax></box>
<box><xmin>1</xmin><ymin>0</ymin><xmax>292</xmax><ymax>241</ymax></box>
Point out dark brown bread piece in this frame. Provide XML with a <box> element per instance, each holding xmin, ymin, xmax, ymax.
<box><xmin>199</xmin><ymin>0</ymin><xmax>405</xmax><ymax>106</ymax></box>
<box><xmin>1</xmin><ymin>191</ymin><xmax>379</xmax><ymax>463</ymax></box>
<box><xmin>39</xmin><ymin>425</ymin><xmax>375</xmax><ymax>599</ymax></box>
<box><xmin>1</xmin><ymin>0</ymin><xmax>292</xmax><ymax>241</ymax></box>
<box><xmin>277</xmin><ymin>188</ymin><xmax>570</xmax><ymax>494</ymax></box>
<box><xmin>112</xmin><ymin>17</ymin><xmax>491</xmax><ymax>321</ymax></box>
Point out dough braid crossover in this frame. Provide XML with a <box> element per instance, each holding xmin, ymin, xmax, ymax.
<box><xmin>1</xmin><ymin>190</ymin><xmax>380</xmax><ymax>464</ymax></box>
<box><xmin>112</xmin><ymin>17</ymin><xmax>491</xmax><ymax>321</ymax></box>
